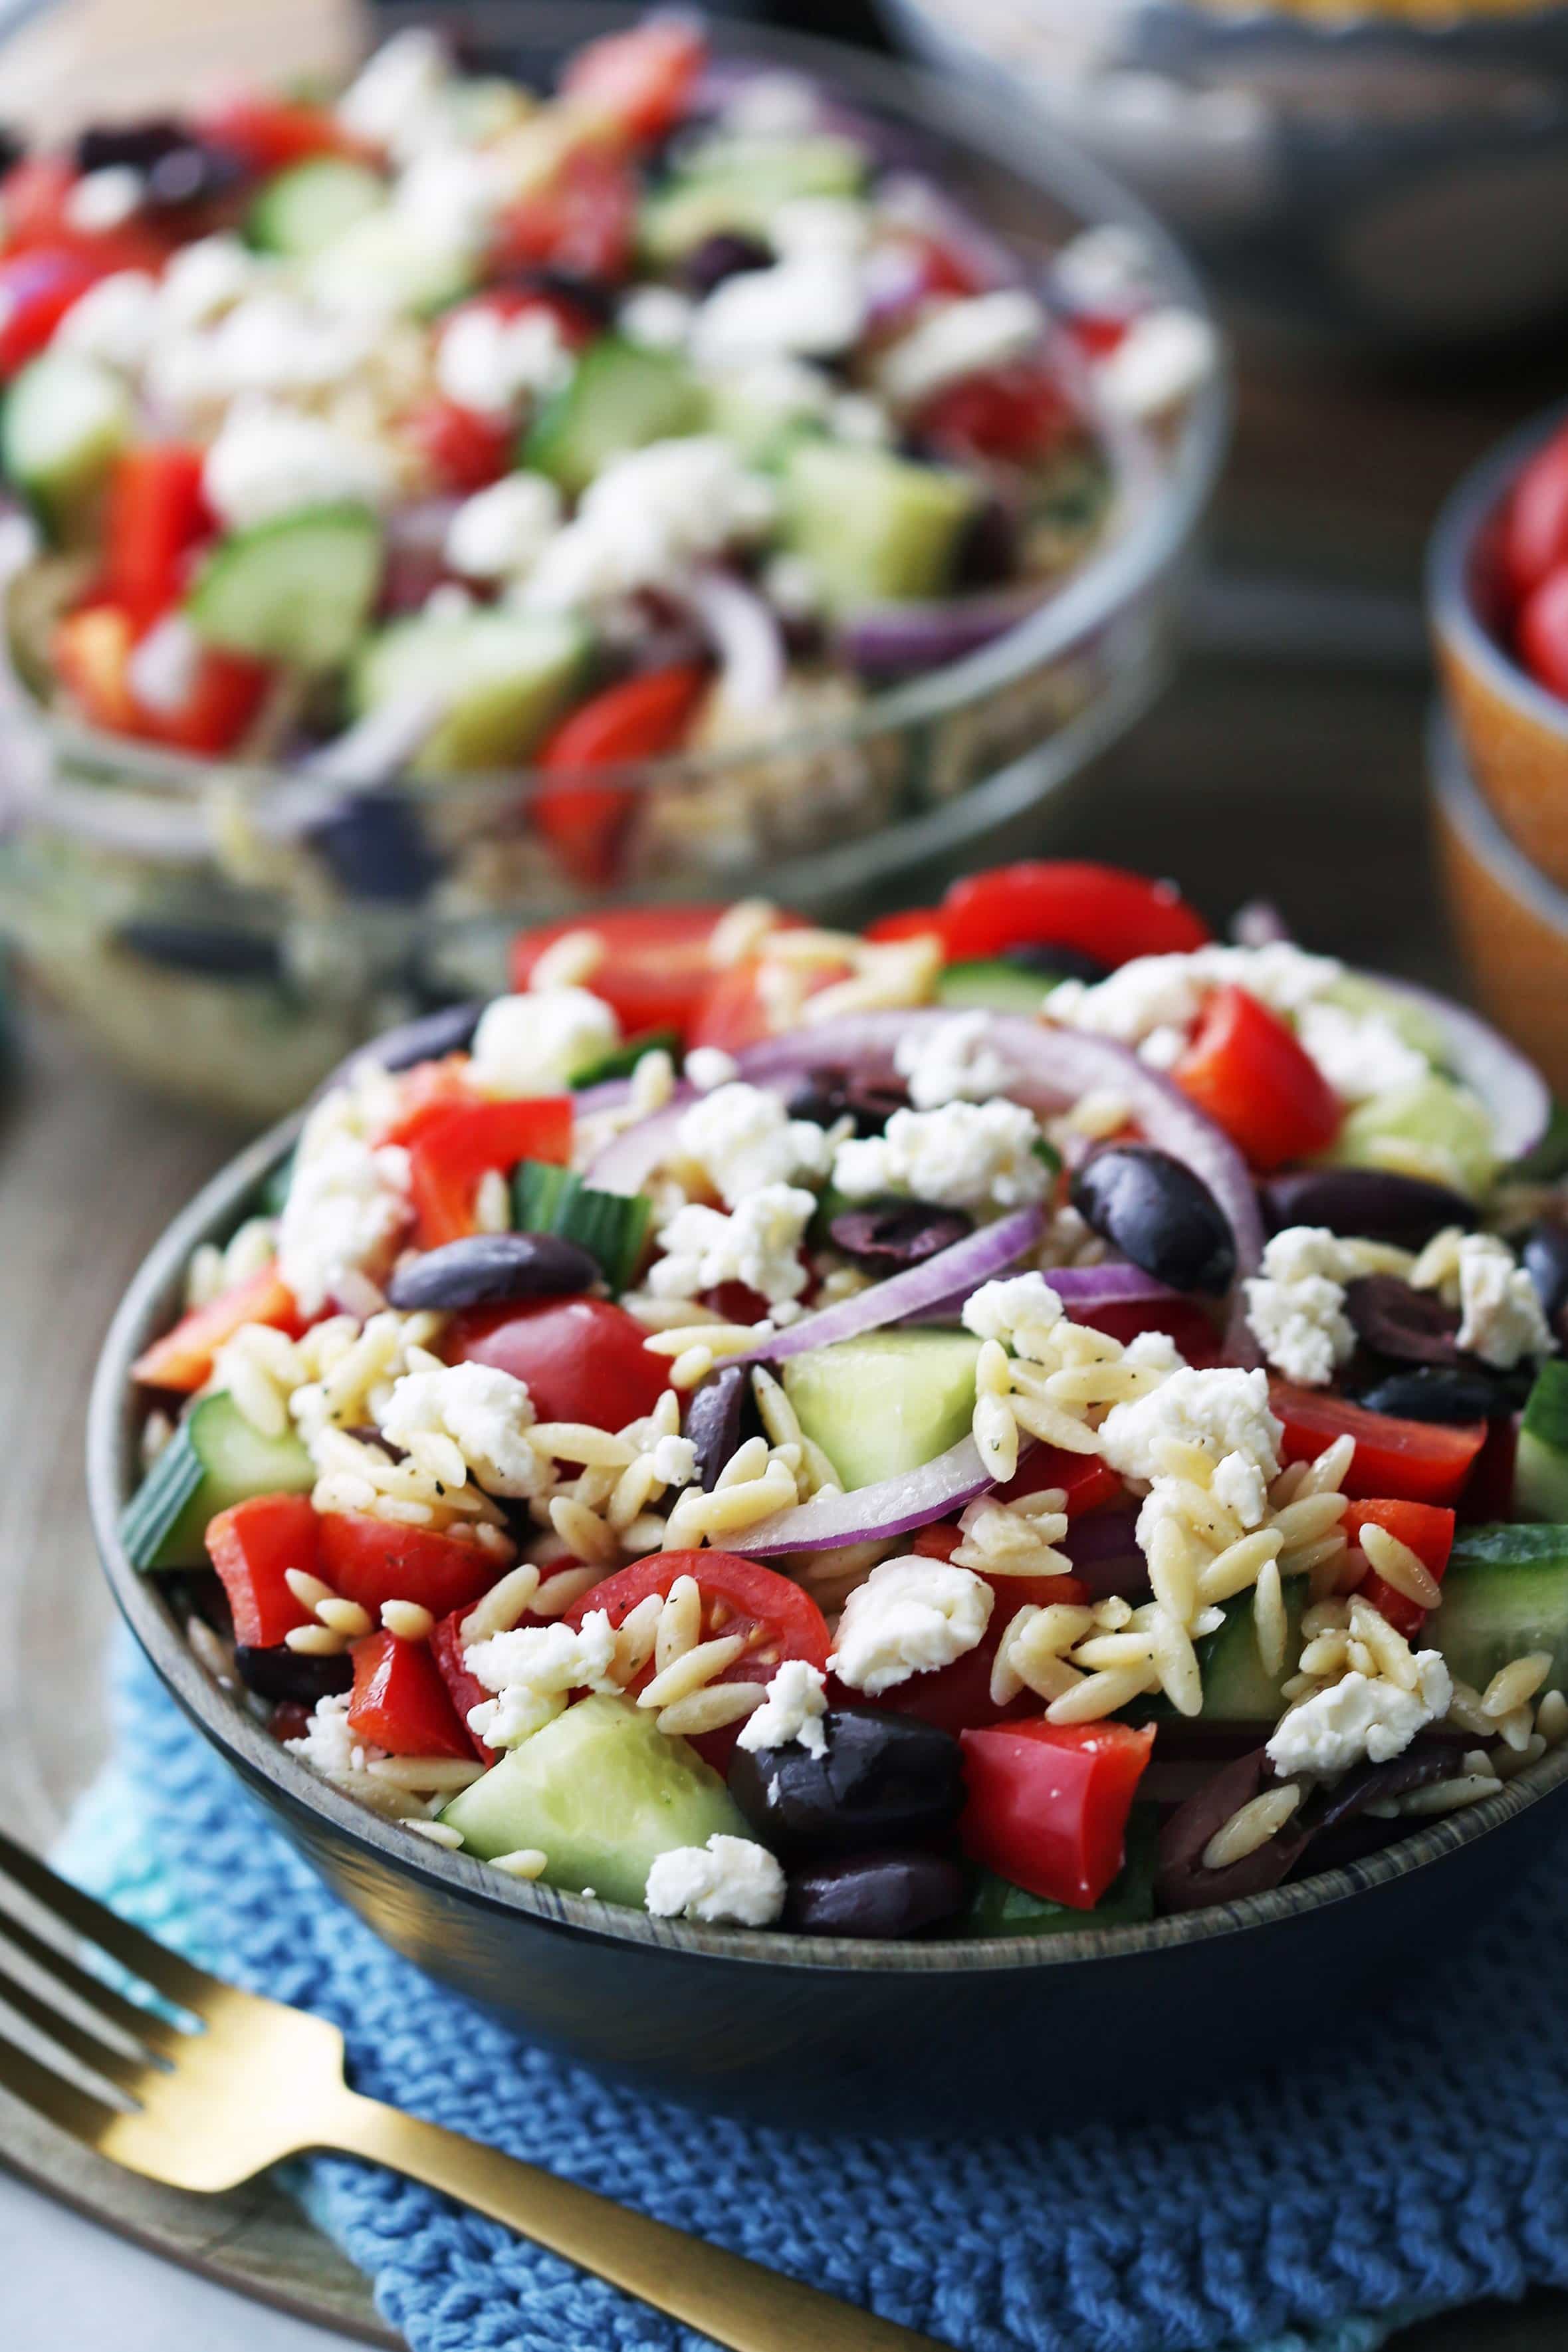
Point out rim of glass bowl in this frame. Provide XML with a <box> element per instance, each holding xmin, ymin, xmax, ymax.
<box><xmin>9</xmin><ymin>5</ymin><xmax>1228</xmax><ymax>817</ymax></box>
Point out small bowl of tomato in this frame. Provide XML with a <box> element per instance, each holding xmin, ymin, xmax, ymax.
<box><xmin>1430</xmin><ymin>401</ymin><xmax>1568</xmax><ymax>895</ymax></box>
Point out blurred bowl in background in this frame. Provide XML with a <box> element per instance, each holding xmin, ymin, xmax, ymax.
<box><xmin>878</xmin><ymin>0</ymin><xmax>1568</xmax><ymax>352</ymax></box>
<box><xmin>1430</xmin><ymin>703</ymin><xmax>1568</xmax><ymax>1098</ymax></box>
<box><xmin>0</xmin><ymin>6</ymin><xmax>1224</xmax><ymax>1123</ymax></box>
<box><xmin>1429</xmin><ymin>398</ymin><xmax>1568</xmax><ymax>893</ymax></box>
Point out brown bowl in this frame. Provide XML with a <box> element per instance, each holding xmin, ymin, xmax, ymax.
<box><xmin>1431</xmin><ymin>703</ymin><xmax>1568</xmax><ymax>1097</ymax></box>
<box><xmin>1430</xmin><ymin>400</ymin><xmax>1568</xmax><ymax>891</ymax></box>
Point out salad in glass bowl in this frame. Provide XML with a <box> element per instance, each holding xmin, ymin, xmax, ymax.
<box><xmin>119</xmin><ymin>859</ymin><xmax>1568</xmax><ymax>1939</ymax></box>
<box><xmin>0</xmin><ymin>11</ymin><xmax>1220</xmax><ymax>1116</ymax></box>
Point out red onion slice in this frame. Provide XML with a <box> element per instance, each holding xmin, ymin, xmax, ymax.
<box><xmin>740</xmin><ymin>1205</ymin><xmax>1044</xmax><ymax>1365</ymax></box>
<box><xmin>1373</xmin><ymin>977</ymin><xmax>1551</xmax><ymax>1166</ymax></box>
<box><xmin>740</xmin><ymin>1433</ymin><xmax>1022</xmax><ymax>1556</ymax></box>
<box><xmin>685</xmin><ymin>570</ymin><xmax>786</xmax><ymax>714</ymax></box>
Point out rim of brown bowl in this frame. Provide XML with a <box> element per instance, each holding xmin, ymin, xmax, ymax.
<box><xmin>1428</xmin><ymin>397</ymin><xmax>1568</xmax><ymax>745</ymax></box>
<box><xmin>88</xmin><ymin>1114</ymin><xmax>1568</xmax><ymax>1975</ymax></box>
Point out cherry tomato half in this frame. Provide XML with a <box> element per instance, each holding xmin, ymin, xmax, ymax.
<box><xmin>1175</xmin><ymin>985</ymin><xmax>1341</xmax><ymax>1171</ymax></box>
<box><xmin>491</xmin><ymin>147</ymin><xmax>636</xmax><ymax>283</ymax></box>
<box><xmin>447</xmin><ymin>1294</ymin><xmax>671</xmax><ymax>1430</ymax></box>
<box><xmin>510</xmin><ymin>903</ymin><xmax>800</xmax><ymax>1039</ymax></box>
<box><xmin>1519</xmin><ymin>564</ymin><xmax>1568</xmax><ymax>702</ymax></box>
<box><xmin>1502</xmin><ymin>421</ymin><xmax>1568</xmax><ymax>605</ymax></box>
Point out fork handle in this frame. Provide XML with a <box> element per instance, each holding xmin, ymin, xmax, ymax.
<box><xmin>326</xmin><ymin>2087</ymin><xmax>945</xmax><ymax>2352</ymax></box>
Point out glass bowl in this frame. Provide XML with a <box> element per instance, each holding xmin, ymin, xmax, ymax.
<box><xmin>0</xmin><ymin>5</ymin><xmax>1225</xmax><ymax>1122</ymax></box>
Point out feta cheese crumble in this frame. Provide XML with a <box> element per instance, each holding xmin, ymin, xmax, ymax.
<box><xmin>875</xmin><ymin>290</ymin><xmax>1046</xmax><ymax>409</ymax></box>
<box><xmin>617</xmin><ymin>285</ymin><xmax>696</xmax><ymax>350</ymax></box>
<box><xmin>691</xmin><ymin>251</ymin><xmax>866</xmax><ymax>368</ymax></box>
<box><xmin>468</xmin><ymin>987</ymin><xmax>619</xmax><ymax>1096</ymax></box>
<box><xmin>1093</xmin><ymin>306</ymin><xmax>1218</xmax><ymax>421</ymax></box>
<box><xmin>279</xmin><ymin>1133</ymin><xmax>411</xmax><ymax>1318</ymax></box>
<box><xmin>379</xmin><ymin>1359</ymin><xmax>547</xmax><ymax>1498</ymax></box>
<box><xmin>648</xmin><ymin>1185</ymin><xmax>818</xmax><ymax>1314</ymax></box>
<box><xmin>1452</xmin><ymin>1235</ymin><xmax>1553</xmax><ymax>1369</ymax></box>
<box><xmin>735</xmin><ymin>1659</ymin><xmax>829</xmax><ymax>1758</ymax></box>
<box><xmin>435</xmin><ymin>302</ymin><xmax>576</xmax><ymax>415</ymax></box>
<box><xmin>1244</xmin><ymin>1227</ymin><xmax>1366</xmax><ymax>1389</ymax></box>
<box><xmin>1046</xmin><ymin>943</ymin><xmax>1343</xmax><ymax>1064</ymax></box>
<box><xmin>465</xmin><ymin>1611</ymin><xmax>621</xmax><ymax>1748</ymax></box>
<box><xmin>336</xmin><ymin>26</ymin><xmax>451</xmax><ymax>158</ymax></box>
<box><xmin>894</xmin><ymin>1012</ymin><xmax>1016</xmax><ymax>1110</ymax></box>
<box><xmin>203</xmin><ymin>401</ymin><xmax>391</xmax><ymax>531</ymax></box>
<box><xmin>644</xmin><ymin>1833</ymin><xmax>786</xmax><ymax>1927</ymax></box>
<box><xmin>1294</xmin><ymin>1000</ymin><xmax>1428</xmax><ymax>1105</ymax></box>
<box><xmin>53</xmin><ymin>270</ymin><xmax>159</xmax><ymax>370</ymax></box>
<box><xmin>520</xmin><ymin>437</ymin><xmax>776</xmax><ymax>614</ymax></box>
<box><xmin>445</xmin><ymin>473</ymin><xmax>562</xmax><ymax>581</ymax></box>
<box><xmin>828</xmin><ymin>1556</ymin><xmax>993</xmax><ymax>1696</ymax></box>
<box><xmin>675</xmin><ymin>1081</ymin><xmax>831</xmax><ymax>1207</ymax></box>
<box><xmin>126</xmin><ymin>614</ymin><xmax>202</xmax><ymax>717</ymax></box>
<box><xmin>1100</xmin><ymin>1365</ymin><xmax>1282</xmax><ymax>1522</ymax></box>
<box><xmin>1266</xmin><ymin>1652</ymin><xmax>1452</xmax><ymax>1780</ymax></box>
<box><xmin>834</xmin><ymin>1101</ymin><xmax>1050</xmax><ymax>1215</ymax></box>
<box><xmin>962</xmin><ymin>1271</ymin><xmax>1065</xmax><ymax>1348</ymax></box>
<box><xmin>684</xmin><ymin>1046</ymin><xmax>740</xmax><ymax>1094</ymax></box>
<box><xmin>66</xmin><ymin>166</ymin><xmax>143</xmax><ymax>234</ymax></box>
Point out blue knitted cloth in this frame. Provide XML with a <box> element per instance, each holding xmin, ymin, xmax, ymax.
<box><xmin>54</xmin><ymin>1645</ymin><xmax>1568</xmax><ymax>2352</ymax></box>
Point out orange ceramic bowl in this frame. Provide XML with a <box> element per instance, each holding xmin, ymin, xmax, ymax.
<box><xmin>1431</xmin><ymin>704</ymin><xmax>1568</xmax><ymax>1098</ymax></box>
<box><xmin>1430</xmin><ymin>402</ymin><xmax>1568</xmax><ymax>892</ymax></box>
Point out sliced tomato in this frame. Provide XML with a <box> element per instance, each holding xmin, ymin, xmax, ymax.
<box><xmin>347</xmin><ymin>1629</ymin><xmax>473</xmax><ymax>1759</ymax></box>
<box><xmin>54</xmin><ymin>603</ymin><xmax>141</xmax><ymax>735</ymax></box>
<box><xmin>402</xmin><ymin>394</ymin><xmax>514</xmax><ymax>495</ymax></box>
<box><xmin>205</xmin><ymin>1492</ymin><xmax>318</xmax><ymax>1649</ymax></box>
<box><xmin>431</xmin><ymin>1604</ymin><xmax>501</xmax><ymax>1762</ymax></box>
<box><xmin>405</xmin><ymin>1096</ymin><xmax>572</xmax><ymax>1248</ymax></box>
<box><xmin>447</xmin><ymin>1294</ymin><xmax>670</xmax><ymax>1430</ymax></box>
<box><xmin>561</xmin><ymin>18</ymin><xmax>707</xmax><ymax>143</ymax></box>
<box><xmin>316</xmin><ymin>1513</ymin><xmax>501</xmax><ymax>1619</ymax></box>
<box><xmin>1519</xmin><ymin>564</ymin><xmax>1568</xmax><ymax>702</ymax></box>
<box><xmin>1175</xmin><ymin>985</ymin><xmax>1342</xmax><ymax>1171</ymax></box>
<box><xmin>510</xmin><ymin>903</ymin><xmax>799</xmax><ymax>1038</ymax></box>
<box><xmin>196</xmin><ymin>96</ymin><xmax>360</xmax><ymax>175</ymax></box>
<box><xmin>937</xmin><ymin>861</ymin><xmax>1211</xmax><ymax>968</ymax></box>
<box><xmin>0</xmin><ymin>246</ymin><xmax>112</xmax><ymax>375</ymax></box>
<box><xmin>105</xmin><ymin>444</ymin><xmax>209</xmax><ymax>627</ymax></box>
<box><xmin>1502</xmin><ymin>421</ymin><xmax>1568</xmax><ymax>605</ymax></box>
<box><xmin>133</xmin><ymin>1262</ymin><xmax>303</xmax><ymax>1391</ymax></box>
<box><xmin>533</xmin><ymin>664</ymin><xmax>709</xmax><ymax>887</ymax></box>
<box><xmin>958</xmin><ymin>1718</ymin><xmax>1154</xmax><ymax>1909</ymax></box>
<box><xmin>567</xmin><ymin>1548</ymin><xmax>830</xmax><ymax>1764</ymax></box>
<box><xmin>491</xmin><ymin>146</ymin><xmax>636</xmax><ymax>283</ymax></box>
<box><xmin>687</xmin><ymin>948</ymin><xmax>849</xmax><ymax>1054</ymax></box>
<box><xmin>1347</xmin><ymin>1497</ymin><xmax>1455</xmax><ymax>1640</ymax></box>
<box><xmin>916</xmin><ymin>363</ymin><xmax>1073</xmax><ymax>469</ymax></box>
<box><xmin>1270</xmin><ymin>1382</ymin><xmax>1487</xmax><ymax>1508</ymax></box>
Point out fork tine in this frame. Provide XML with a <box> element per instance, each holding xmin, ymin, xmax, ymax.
<box><xmin>0</xmin><ymin>1952</ymin><xmax>155</xmax><ymax>2094</ymax></box>
<box><xmin>0</xmin><ymin>1908</ymin><xmax>185</xmax><ymax>2056</ymax></box>
<box><xmin>0</xmin><ymin>2017</ymin><xmax>121</xmax><ymax>2144</ymax></box>
<box><xmin>0</xmin><ymin>1827</ymin><xmax>215</xmax><ymax>2016</ymax></box>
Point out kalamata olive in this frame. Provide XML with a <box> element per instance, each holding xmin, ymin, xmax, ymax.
<box><xmin>1523</xmin><ymin>1220</ymin><xmax>1568</xmax><ymax>1332</ymax></box>
<box><xmin>727</xmin><ymin>1707</ymin><xmax>964</xmax><ymax>1856</ymax></box>
<box><xmin>1313</xmin><ymin>1737</ymin><xmax>1461</xmax><ymax>1835</ymax></box>
<box><xmin>1070</xmin><ymin>1143</ymin><xmax>1236</xmax><ymax>1296</ymax></box>
<box><xmin>387</xmin><ymin>1233</ymin><xmax>598</xmax><ymax>1312</ymax></box>
<box><xmin>827</xmin><ymin>1199</ymin><xmax>973</xmax><ymax>1276</ymax></box>
<box><xmin>116</xmin><ymin>919</ymin><xmax>282</xmax><ymax>982</ymax></box>
<box><xmin>233</xmin><ymin>1643</ymin><xmax>353</xmax><ymax>1705</ymax></box>
<box><xmin>499</xmin><ymin>266</ymin><xmax>616</xmax><ymax>330</ymax></box>
<box><xmin>310</xmin><ymin>792</ymin><xmax>445</xmax><ymax>904</ymax></box>
<box><xmin>77</xmin><ymin>116</ymin><xmax>188</xmax><ymax>173</ymax></box>
<box><xmin>681</xmin><ymin>231</ymin><xmax>772</xmax><ymax>295</ymax></box>
<box><xmin>952</xmin><ymin>498</ymin><xmax>1018</xmax><ymax>590</ymax></box>
<box><xmin>1353</xmin><ymin>1364</ymin><xmax>1514</xmax><ymax>1423</ymax></box>
<box><xmin>1260</xmin><ymin>1167</ymin><xmax>1476</xmax><ymax>1249</ymax></box>
<box><xmin>783</xmin><ymin>1850</ymin><xmax>968</xmax><ymax>1939</ymax></box>
<box><xmin>0</xmin><ymin>130</ymin><xmax>23</xmax><ymax>181</ymax></box>
<box><xmin>324</xmin><ymin>1000</ymin><xmax>485</xmax><ymax>1098</ymax></box>
<box><xmin>786</xmin><ymin>1065</ymin><xmax>907</xmax><ymax>1138</ymax></box>
<box><xmin>997</xmin><ymin>943</ymin><xmax>1109</xmax><ymax>984</ymax></box>
<box><xmin>1343</xmin><ymin>1274</ymin><xmax>1460</xmax><ymax>1366</ymax></box>
<box><xmin>684</xmin><ymin>1362</ymin><xmax>762</xmax><ymax>1492</ymax></box>
<box><xmin>1157</xmin><ymin>1750</ymin><xmax>1311</xmax><ymax>1913</ymax></box>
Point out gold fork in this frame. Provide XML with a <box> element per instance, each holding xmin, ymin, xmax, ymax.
<box><xmin>0</xmin><ymin>1827</ymin><xmax>945</xmax><ymax>2352</ymax></box>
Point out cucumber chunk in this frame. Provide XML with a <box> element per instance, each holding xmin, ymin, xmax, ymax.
<box><xmin>1517</xmin><ymin>1361</ymin><xmax>1568</xmax><ymax>1524</ymax></box>
<box><xmin>2</xmin><ymin>352</ymin><xmax>133</xmax><ymax>540</ymax></box>
<box><xmin>188</xmin><ymin>505</ymin><xmax>384</xmax><ymax>668</ymax></box>
<box><xmin>1327</xmin><ymin>1074</ymin><xmax>1499</xmax><ymax>1200</ymax></box>
<box><xmin>121</xmin><ymin>1391</ymin><xmax>314</xmax><ymax>1572</ymax></box>
<box><xmin>512</xmin><ymin>1158</ymin><xmax>651</xmax><ymax>1295</ymax></box>
<box><xmin>1196</xmin><ymin>1585</ymin><xmax>1305</xmax><ymax>1722</ymax></box>
<box><xmin>440</xmin><ymin>1693</ymin><xmax>754</xmax><ymax>1905</ymax></box>
<box><xmin>780</xmin><ymin>440</ymin><xmax>982</xmax><ymax>612</ymax></box>
<box><xmin>639</xmin><ymin>133</ymin><xmax>867</xmax><ymax>265</ymax></box>
<box><xmin>1434</xmin><ymin>1525</ymin><xmax>1568</xmax><ymax>1695</ymax></box>
<box><xmin>248</xmin><ymin>158</ymin><xmax>386</xmax><ymax>257</ymax></box>
<box><xmin>783</xmin><ymin>1329</ymin><xmax>982</xmax><ymax>1492</ymax></box>
<box><xmin>524</xmin><ymin>338</ymin><xmax>705</xmax><ymax>497</ymax></box>
<box><xmin>350</xmin><ymin>608</ymin><xmax>587</xmax><ymax>772</ymax></box>
<box><xmin>937</xmin><ymin>959</ymin><xmax>1053</xmax><ymax>1016</ymax></box>
<box><xmin>306</xmin><ymin>209</ymin><xmax>477</xmax><ymax>316</ymax></box>
<box><xmin>960</xmin><ymin>1806</ymin><xmax>1158</xmax><ymax>1937</ymax></box>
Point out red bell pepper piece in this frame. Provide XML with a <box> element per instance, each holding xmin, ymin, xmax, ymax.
<box><xmin>405</xmin><ymin>1096</ymin><xmax>573</xmax><ymax>1248</ymax></box>
<box><xmin>1348</xmin><ymin>1498</ymin><xmax>1455</xmax><ymax>1639</ymax></box>
<box><xmin>195</xmin><ymin>97</ymin><xmax>362</xmax><ymax>174</ymax></box>
<box><xmin>916</xmin><ymin>364</ymin><xmax>1073</xmax><ymax>468</ymax></box>
<box><xmin>316</xmin><ymin>1513</ymin><xmax>503</xmax><ymax>1619</ymax></box>
<box><xmin>959</xmin><ymin>1718</ymin><xmax>1155</xmax><ymax>1909</ymax></box>
<box><xmin>53</xmin><ymin>604</ymin><xmax>142</xmax><ymax>735</ymax></box>
<box><xmin>996</xmin><ymin>1444</ymin><xmax>1123</xmax><ymax>1518</ymax></box>
<box><xmin>1175</xmin><ymin>985</ymin><xmax>1342</xmax><ymax>1171</ymax></box>
<box><xmin>430</xmin><ymin>1605</ymin><xmax>501</xmax><ymax>1763</ymax></box>
<box><xmin>0</xmin><ymin>246</ymin><xmax>113</xmax><ymax>376</ymax></box>
<box><xmin>133</xmin><ymin>1262</ymin><xmax>304</xmax><ymax>1392</ymax></box>
<box><xmin>347</xmin><ymin>1630</ymin><xmax>474</xmax><ymax>1758</ymax></box>
<box><xmin>105</xmin><ymin>444</ymin><xmax>210</xmax><ymax>628</ymax></box>
<box><xmin>206</xmin><ymin>1493</ymin><xmax>320</xmax><ymax>1649</ymax></box>
<box><xmin>560</xmin><ymin>18</ymin><xmax>707</xmax><ymax>143</ymax></box>
<box><xmin>533</xmin><ymin>664</ymin><xmax>709</xmax><ymax>887</ymax></box>
<box><xmin>140</xmin><ymin>642</ymin><xmax>271</xmax><ymax>756</ymax></box>
<box><xmin>402</xmin><ymin>393</ymin><xmax>515</xmax><ymax>495</ymax></box>
<box><xmin>1270</xmin><ymin>1383</ymin><xmax>1487</xmax><ymax>1508</ymax></box>
<box><xmin>491</xmin><ymin>147</ymin><xmax>636</xmax><ymax>282</ymax></box>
